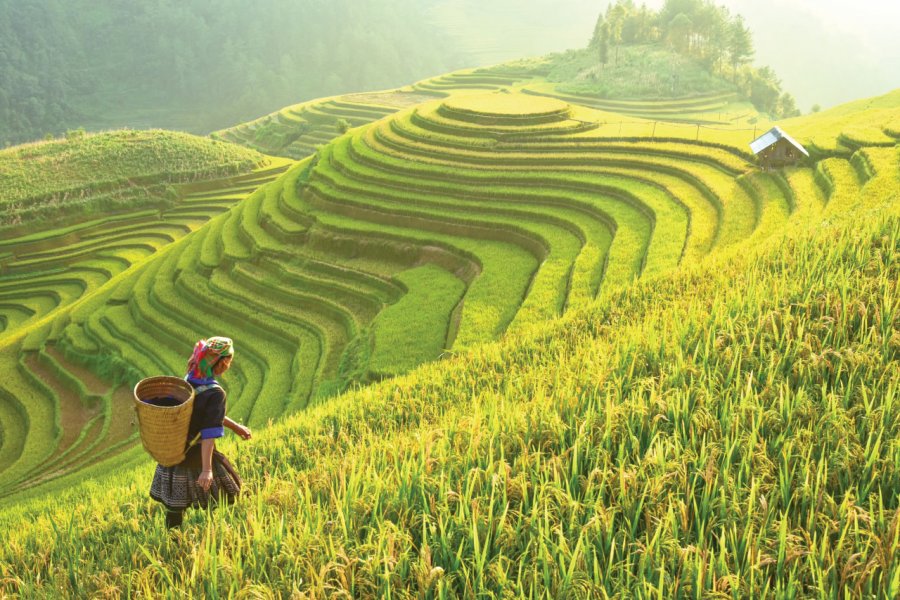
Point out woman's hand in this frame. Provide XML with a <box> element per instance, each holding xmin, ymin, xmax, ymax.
<box><xmin>197</xmin><ymin>469</ymin><xmax>214</xmax><ymax>492</ymax></box>
<box><xmin>234</xmin><ymin>423</ymin><xmax>252</xmax><ymax>440</ymax></box>
<box><xmin>224</xmin><ymin>416</ymin><xmax>252</xmax><ymax>440</ymax></box>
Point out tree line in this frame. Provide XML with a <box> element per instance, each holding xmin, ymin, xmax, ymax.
<box><xmin>589</xmin><ymin>0</ymin><xmax>800</xmax><ymax>117</ymax></box>
<box><xmin>0</xmin><ymin>0</ymin><xmax>463</xmax><ymax>147</ymax></box>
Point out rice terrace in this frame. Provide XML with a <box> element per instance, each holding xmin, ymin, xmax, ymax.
<box><xmin>0</xmin><ymin>0</ymin><xmax>898</xmax><ymax>597</ymax></box>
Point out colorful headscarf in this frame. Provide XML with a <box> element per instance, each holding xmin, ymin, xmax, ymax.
<box><xmin>185</xmin><ymin>337</ymin><xmax>234</xmax><ymax>384</ymax></box>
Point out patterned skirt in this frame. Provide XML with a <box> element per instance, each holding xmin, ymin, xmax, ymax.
<box><xmin>150</xmin><ymin>450</ymin><xmax>242</xmax><ymax>510</ymax></box>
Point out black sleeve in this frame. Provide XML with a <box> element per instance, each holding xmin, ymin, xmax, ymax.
<box><xmin>197</xmin><ymin>388</ymin><xmax>227</xmax><ymax>440</ymax></box>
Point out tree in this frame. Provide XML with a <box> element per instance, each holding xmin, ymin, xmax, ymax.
<box><xmin>607</xmin><ymin>3</ymin><xmax>627</xmax><ymax>67</ymax></box>
<box><xmin>667</xmin><ymin>13</ymin><xmax>693</xmax><ymax>54</ymax></box>
<box><xmin>777</xmin><ymin>93</ymin><xmax>800</xmax><ymax>118</ymax></box>
<box><xmin>589</xmin><ymin>12</ymin><xmax>605</xmax><ymax>49</ymax></box>
<box><xmin>696</xmin><ymin>3</ymin><xmax>729</xmax><ymax>69</ymax></box>
<box><xmin>728</xmin><ymin>16</ymin><xmax>754</xmax><ymax>82</ymax></box>
<box><xmin>598</xmin><ymin>22</ymin><xmax>610</xmax><ymax>68</ymax></box>
<box><xmin>750</xmin><ymin>67</ymin><xmax>781</xmax><ymax>115</ymax></box>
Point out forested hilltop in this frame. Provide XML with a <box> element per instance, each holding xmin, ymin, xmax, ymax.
<box><xmin>568</xmin><ymin>0</ymin><xmax>800</xmax><ymax>117</ymax></box>
<box><xmin>0</xmin><ymin>0</ymin><xmax>464</xmax><ymax>146</ymax></box>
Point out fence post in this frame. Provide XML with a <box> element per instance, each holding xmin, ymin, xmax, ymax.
<box><xmin>652</xmin><ymin>122</ymin><xmax>657</xmax><ymax>138</ymax></box>
<box><xmin>696</xmin><ymin>124</ymin><xmax>700</xmax><ymax>141</ymax></box>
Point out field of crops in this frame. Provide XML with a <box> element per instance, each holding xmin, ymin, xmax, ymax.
<box><xmin>3</xmin><ymin>81</ymin><xmax>899</xmax><ymax>496</ymax></box>
<box><xmin>0</xmin><ymin>137</ymin><xmax>896</xmax><ymax>596</ymax></box>
<box><xmin>0</xmin><ymin>58</ymin><xmax>898</xmax><ymax>596</ymax></box>
<box><xmin>0</xmin><ymin>152</ymin><xmax>295</xmax><ymax>496</ymax></box>
<box><xmin>0</xmin><ymin>129</ymin><xmax>266</xmax><ymax>230</ymax></box>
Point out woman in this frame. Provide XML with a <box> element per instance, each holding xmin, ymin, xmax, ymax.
<box><xmin>150</xmin><ymin>336</ymin><xmax>252</xmax><ymax>529</ymax></box>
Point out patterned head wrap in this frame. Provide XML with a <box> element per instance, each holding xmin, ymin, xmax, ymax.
<box><xmin>186</xmin><ymin>336</ymin><xmax>234</xmax><ymax>381</ymax></box>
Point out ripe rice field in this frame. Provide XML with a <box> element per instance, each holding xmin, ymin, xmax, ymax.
<box><xmin>0</xmin><ymin>67</ymin><xmax>898</xmax><ymax>597</ymax></box>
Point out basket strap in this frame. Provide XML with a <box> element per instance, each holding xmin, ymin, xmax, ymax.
<box><xmin>186</xmin><ymin>431</ymin><xmax>202</xmax><ymax>451</ymax></box>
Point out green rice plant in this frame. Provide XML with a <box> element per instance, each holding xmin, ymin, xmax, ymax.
<box><xmin>198</xmin><ymin>213</ymin><xmax>227</xmax><ymax>271</ymax></box>
<box><xmin>0</xmin><ymin>384</ymin><xmax>29</xmax><ymax>476</ymax></box>
<box><xmin>0</xmin><ymin>210</ymin><xmax>160</xmax><ymax>252</ymax></box>
<box><xmin>0</xmin><ymin>348</ymin><xmax>60</xmax><ymax>489</ymax></box>
<box><xmin>306</xmin><ymin>165</ymin><xmax>583</xmax><ymax>329</ymax></box>
<box><xmin>19</xmin><ymin>352</ymin><xmax>103</xmax><ymax>477</ymax></box>
<box><xmin>855</xmin><ymin>147</ymin><xmax>899</xmax><ymax>180</ymax></box>
<box><xmin>176</xmin><ymin>267</ymin><xmax>315</xmax><ymax>421</ymax></box>
<box><xmin>783</xmin><ymin>167</ymin><xmax>826</xmax><ymax>224</ymax></box>
<box><xmin>370</xmin><ymin>265</ymin><xmax>466</xmax><ymax>377</ymax></box>
<box><xmin>214</xmin><ymin>93</ymin><xmax>401</xmax><ymax>159</ymax></box>
<box><xmin>294</xmin><ymin>182</ymin><xmax>539</xmax><ymax>348</ymax></box>
<box><xmin>219</xmin><ymin>205</ymin><xmax>254</xmax><ymax>263</ymax></box>
<box><xmin>0</xmin><ymin>291</ymin><xmax>65</xmax><ymax>334</ymax></box>
<box><xmin>135</xmin><ymin>253</ymin><xmax>262</xmax><ymax>424</ymax></box>
<box><xmin>229</xmin><ymin>264</ymin><xmax>347</xmax><ymax>364</ymax></box>
<box><xmin>4</xmin><ymin>73</ymin><xmax>896</xmax><ymax>506</ymax></box>
<box><xmin>736</xmin><ymin>171</ymin><xmax>791</xmax><ymax>244</ymax></box>
<box><xmin>1</xmin><ymin>187</ymin><xmax>896</xmax><ymax>595</ymax></box>
<box><xmin>254</xmin><ymin>257</ymin><xmax>383</xmax><ymax>328</ymax></box>
<box><xmin>9</xmin><ymin>231</ymin><xmax>176</xmax><ymax>268</ymax></box>
<box><xmin>377</xmin><ymin>118</ymin><xmax>755</xmax><ymax>250</ymax></box>
<box><xmin>818</xmin><ymin>158</ymin><xmax>863</xmax><ymax>215</ymax></box>
<box><xmin>0</xmin><ymin>129</ymin><xmax>263</xmax><ymax>229</ymax></box>
<box><xmin>414</xmin><ymin>103</ymin><xmax>597</xmax><ymax>138</ymax></box>
<box><xmin>336</xmin><ymin>133</ymin><xmax>651</xmax><ymax>294</ymax></box>
<box><xmin>231</xmin><ymin>187</ymin><xmax>290</xmax><ymax>257</ymax></box>
<box><xmin>258</xmin><ymin>172</ymin><xmax>308</xmax><ymax>242</ymax></box>
<box><xmin>349</xmin><ymin>149</ymin><xmax>677</xmax><ymax>281</ymax></box>
<box><xmin>362</xmin><ymin>123</ymin><xmax>718</xmax><ymax>264</ymax></box>
<box><xmin>0</xmin><ymin>304</ymin><xmax>35</xmax><ymax>335</ymax></box>
<box><xmin>838</xmin><ymin>127</ymin><xmax>898</xmax><ymax>150</ymax></box>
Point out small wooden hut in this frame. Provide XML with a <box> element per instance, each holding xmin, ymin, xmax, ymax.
<box><xmin>749</xmin><ymin>126</ymin><xmax>809</xmax><ymax>169</ymax></box>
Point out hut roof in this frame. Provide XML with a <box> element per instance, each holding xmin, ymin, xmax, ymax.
<box><xmin>749</xmin><ymin>126</ymin><xmax>809</xmax><ymax>157</ymax></box>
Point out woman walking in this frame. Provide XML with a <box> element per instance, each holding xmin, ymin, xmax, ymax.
<box><xmin>150</xmin><ymin>336</ymin><xmax>252</xmax><ymax>528</ymax></box>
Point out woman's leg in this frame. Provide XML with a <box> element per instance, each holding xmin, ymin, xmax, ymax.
<box><xmin>165</xmin><ymin>508</ymin><xmax>184</xmax><ymax>529</ymax></box>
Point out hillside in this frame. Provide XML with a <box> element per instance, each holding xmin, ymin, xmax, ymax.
<box><xmin>0</xmin><ymin>22</ymin><xmax>897</xmax><ymax>591</ymax></box>
<box><xmin>0</xmin><ymin>141</ymin><xmax>896</xmax><ymax>595</ymax></box>
<box><xmin>0</xmin><ymin>129</ymin><xmax>265</xmax><ymax>229</ymax></box>
<box><xmin>0</xmin><ymin>0</ymin><xmax>464</xmax><ymax>146</ymax></box>
<box><xmin>2</xmin><ymin>70</ymin><xmax>898</xmax><ymax>495</ymax></box>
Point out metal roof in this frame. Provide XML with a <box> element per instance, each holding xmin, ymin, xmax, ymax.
<box><xmin>749</xmin><ymin>126</ymin><xmax>809</xmax><ymax>156</ymax></box>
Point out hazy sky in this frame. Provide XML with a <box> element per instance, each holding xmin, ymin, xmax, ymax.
<box><xmin>436</xmin><ymin>0</ymin><xmax>900</xmax><ymax>110</ymax></box>
<box><xmin>639</xmin><ymin>0</ymin><xmax>900</xmax><ymax>109</ymax></box>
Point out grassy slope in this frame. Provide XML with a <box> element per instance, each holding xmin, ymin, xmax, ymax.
<box><xmin>0</xmin><ymin>116</ymin><xmax>896</xmax><ymax>596</ymax></box>
<box><xmin>779</xmin><ymin>89</ymin><xmax>900</xmax><ymax>154</ymax></box>
<box><xmin>546</xmin><ymin>44</ymin><xmax>735</xmax><ymax>100</ymax></box>
<box><xmin>0</xmin><ymin>85</ymin><xmax>894</xmax><ymax>492</ymax></box>
<box><xmin>0</xmin><ymin>130</ymin><xmax>264</xmax><ymax>230</ymax></box>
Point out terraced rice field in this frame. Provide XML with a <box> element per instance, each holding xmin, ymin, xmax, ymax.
<box><xmin>213</xmin><ymin>64</ymin><xmax>547</xmax><ymax>161</ymax></box>
<box><xmin>0</xmin><ymin>162</ymin><xmax>291</xmax><ymax>495</ymax></box>
<box><xmin>2</xmin><ymin>84</ymin><xmax>898</xmax><ymax>501</ymax></box>
<box><xmin>522</xmin><ymin>84</ymin><xmax>746</xmax><ymax>124</ymax></box>
<box><xmin>214</xmin><ymin>92</ymin><xmax>435</xmax><ymax>160</ymax></box>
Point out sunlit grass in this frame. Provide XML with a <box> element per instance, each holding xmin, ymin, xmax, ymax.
<box><xmin>1</xmin><ymin>178</ymin><xmax>896</xmax><ymax>597</ymax></box>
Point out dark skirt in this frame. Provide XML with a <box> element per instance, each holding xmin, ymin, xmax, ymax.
<box><xmin>150</xmin><ymin>450</ymin><xmax>241</xmax><ymax>510</ymax></box>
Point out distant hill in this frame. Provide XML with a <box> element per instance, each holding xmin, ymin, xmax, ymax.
<box><xmin>0</xmin><ymin>0</ymin><xmax>466</xmax><ymax>146</ymax></box>
<box><xmin>0</xmin><ymin>129</ymin><xmax>265</xmax><ymax>230</ymax></box>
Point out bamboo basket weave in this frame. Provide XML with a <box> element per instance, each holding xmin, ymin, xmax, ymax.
<box><xmin>133</xmin><ymin>376</ymin><xmax>195</xmax><ymax>467</ymax></box>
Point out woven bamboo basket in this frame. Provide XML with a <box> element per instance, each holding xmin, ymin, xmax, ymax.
<box><xmin>133</xmin><ymin>376</ymin><xmax>195</xmax><ymax>467</ymax></box>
